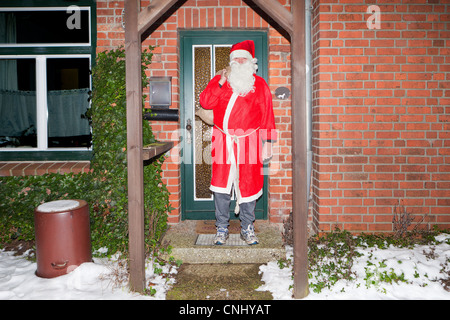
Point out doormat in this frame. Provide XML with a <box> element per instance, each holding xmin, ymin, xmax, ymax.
<box><xmin>195</xmin><ymin>234</ymin><xmax>249</xmax><ymax>246</ymax></box>
<box><xmin>195</xmin><ymin>220</ymin><xmax>259</xmax><ymax>234</ymax></box>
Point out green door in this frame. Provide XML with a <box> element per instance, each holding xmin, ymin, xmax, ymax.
<box><xmin>180</xmin><ymin>30</ymin><xmax>269</xmax><ymax>220</ymax></box>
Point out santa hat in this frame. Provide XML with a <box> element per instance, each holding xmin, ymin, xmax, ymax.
<box><xmin>230</xmin><ymin>40</ymin><xmax>256</xmax><ymax>62</ymax></box>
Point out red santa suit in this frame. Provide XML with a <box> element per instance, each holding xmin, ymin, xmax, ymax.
<box><xmin>199</xmin><ymin>69</ymin><xmax>277</xmax><ymax>209</ymax></box>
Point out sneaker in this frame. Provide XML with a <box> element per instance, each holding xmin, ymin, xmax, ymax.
<box><xmin>240</xmin><ymin>225</ymin><xmax>259</xmax><ymax>245</ymax></box>
<box><xmin>214</xmin><ymin>227</ymin><xmax>229</xmax><ymax>245</ymax></box>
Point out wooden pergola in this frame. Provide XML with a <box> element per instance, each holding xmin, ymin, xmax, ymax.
<box><xmin>124</xmin><ymin>0</ymin><xmax>309</xmax><ymax>298</ymax></box>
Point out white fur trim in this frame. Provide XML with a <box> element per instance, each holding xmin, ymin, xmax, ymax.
<box><xmin>240</xmin><ymin>188</ymin><xmax>263</xmax><ymax>204</ymax></box>
<box><xmin>209</xmin><ymin>93</ymin><xmax>239</xmax><ymax>195</ymax></box>
<box><xmin>210</xmin><ymin>186</ymin><xmax>263</xmax><ymax>204</ymax></box>
<box><xmin>230</xmin><ymin>49</ymin><xmax>253</xmax><ymax>61</ymax></box>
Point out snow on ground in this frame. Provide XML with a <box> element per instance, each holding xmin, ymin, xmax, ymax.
<box><xmin>0</xmin><ymin>234</ymin><xmax>449</xmax><ymax>300</ymax></box>
<box><xmin>258</xmin><ymin>233</ymin><xmax>450</xmax><ymax>300</ymax></box>
<box><xmin>0</xmin><ymin>249</ymin><xmax>177</xmax><ymax>300</ymax></box>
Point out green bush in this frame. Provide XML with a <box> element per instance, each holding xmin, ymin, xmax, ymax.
<box><xmin>0</xmin><ymin>46</ymin><xmax>171</xmax><ymax>256</ymax></box>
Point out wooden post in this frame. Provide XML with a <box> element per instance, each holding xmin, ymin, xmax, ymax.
<box><xmin>125</xmin><ymin>0</ymin><xmax>145</xmax><ymax>293</ymax></box>
<box><xmin>291</xmin><ymin>0</ymin><xmax>309</xmax><ymax>299</ymax></box>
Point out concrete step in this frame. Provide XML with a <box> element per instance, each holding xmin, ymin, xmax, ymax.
<box><xmin>160</xmin><ymin>220</ymin><xmax>286</xmax><ymax>264</ymax></box>
<box><xmin>166</xmin><ymin>263</ymin><xmax>273</xmax><ymax>300</ymax></box>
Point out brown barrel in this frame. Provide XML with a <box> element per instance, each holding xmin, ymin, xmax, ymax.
<box><xmin>34</xmin><ymin>199</ymin><xmax>92</xmax><ymax>278</ymax></box>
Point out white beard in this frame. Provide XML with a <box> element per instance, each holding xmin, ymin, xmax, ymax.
<box><xmin>228</xmin><ymin>60</ymin><xmax>257</xmax><ymax>96</ymax></box>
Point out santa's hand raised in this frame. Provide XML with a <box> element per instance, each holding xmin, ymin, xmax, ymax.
<box><xmin>217</xmin><ymin>68</ymin><xmax>228</xmax><ymax>86</ymax></box>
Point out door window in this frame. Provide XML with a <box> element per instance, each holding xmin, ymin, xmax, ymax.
<box><xmin>193</xmin><ymin>45</ymin><xmax>232</xmax><ymax>200</ymax></box>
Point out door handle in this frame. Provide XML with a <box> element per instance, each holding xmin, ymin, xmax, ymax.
<box><xmin>186</xmin><ymin>119</ymin><xmax>192</xmax><ymax>132</ymax></box>
<box><xmin>186</xmin><ymin>119</ymin><xmax>192</xmax><ymax>144</ymax></box>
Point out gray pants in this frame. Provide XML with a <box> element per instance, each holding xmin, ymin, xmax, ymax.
<box><xmin>214</xmin><ymin>192</ymin><xmax>256</xmax><ymax>230</ymax></box>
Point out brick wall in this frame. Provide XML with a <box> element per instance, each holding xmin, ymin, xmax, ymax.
<box><xmin>96</xmin><ymin>0</ymin><xmax>294</xmax><ymax>225</ymax></box>
<box><xmin>311</xmin><ymin>0</ymin><xmax>450</xmax><ymax>232</ymax></box>
<box><xmin>95</xmin><ymin>0</ymin><xmax>449</xmax><ymax>232</ymax></box>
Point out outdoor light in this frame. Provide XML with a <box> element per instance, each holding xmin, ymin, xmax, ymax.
<box><xmin>149</xmin><ymin>76</ymin><xmax>172</xmax><ymax>107</ymax></box>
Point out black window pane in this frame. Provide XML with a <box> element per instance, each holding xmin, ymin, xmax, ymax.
<box><xmin>0</xmin><ymin>10</ymin><xmax>90</xmax><ymax>45</ymax></box>
<box><xmin>47</xmin><ymin>58</ymin><xmax>91</xmax><ymax>148</ymax></box>
<box><xmin>0</xmin><ymin>59</ymin><xmax>37</xmax><ymax>148</ymax></box>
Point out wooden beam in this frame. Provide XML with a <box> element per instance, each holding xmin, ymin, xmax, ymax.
<box><xmin>125</xmin><ymin>0</ymin><xmax>145</xmax><ymax>293</ymax></box>
<box><xmin>143</xmin><ymin>142</ymin><xmax>174</xmax><ymax>161</ymax></box>
<box><xmin>137</xmin><ymin>0</ymin><xmax>180</xmax><ymax>38</ymax></box>
<box><xmin>249</xmin><ymin>0</ymin><xmax>293</xmax><ymax>36</ymax></box>
<box><xmin>290</xmin><ymin>0</ymin><xmax>309</xmax><ymax>299</ymax></box>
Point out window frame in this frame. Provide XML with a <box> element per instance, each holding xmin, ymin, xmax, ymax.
<box><xmin>0</xmin><ymin>1</ymin><xmax>96</xmax><ymax>161</ymax></box>
<box><xmin>0</xmin><ymin>54</ymin><xmax>92</xmax><ymax>151</ymax></box>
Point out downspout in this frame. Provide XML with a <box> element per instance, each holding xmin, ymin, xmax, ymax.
<box><xmin>306</xmin><ymin>0</ymin><xmax>313</xmax><ymax>202</ymax></box>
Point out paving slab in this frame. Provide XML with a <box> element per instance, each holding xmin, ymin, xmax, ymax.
<box><xmin>160</xmin><ymin>220</ymin><xmax>286</xmax><ymax>264</ymax></box>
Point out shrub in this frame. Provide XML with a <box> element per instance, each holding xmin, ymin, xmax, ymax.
<box><xmin>0</xmin><ymin>46</ymin><xmax>171</xmax><ymax>257</ymax></box>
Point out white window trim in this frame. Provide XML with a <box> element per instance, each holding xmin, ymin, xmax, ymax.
<box><xmin>0</xmin><ymin>54</ymin><xmax>92</xmax><ymax>152</ymax></box>
<box><xmin>36</xmin><ymin>56</ymin><xmax>48</xmax><ymax>150</ymax></box>
<box><xmin>0</xmin><ymin>7</ymin><xmax>91</xmax><ymax>47</ymax></box>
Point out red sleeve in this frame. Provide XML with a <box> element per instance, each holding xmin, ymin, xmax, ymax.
<box><xmin>199</xmin><ymin>75</ymin><xmax>223</xmax><ymax>110</ymax></box>
<box><xmin>260</xmin><ymin>80</ymin><xmax>278</xmax><ymax>142</ymax></box>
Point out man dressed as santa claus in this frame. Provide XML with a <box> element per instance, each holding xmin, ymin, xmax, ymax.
<box><xmin>199</xmin><ymin>40</ymin><xmax>277</xmax><ymax>245</ymax></box>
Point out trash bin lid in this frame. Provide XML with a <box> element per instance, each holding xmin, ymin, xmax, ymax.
<box><xmin>36</xmin><ymin>200</ymin><xmax>82</xmax><ymax>213</ymax></box>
